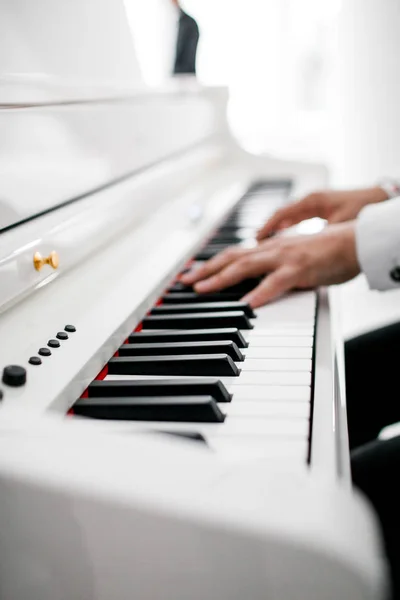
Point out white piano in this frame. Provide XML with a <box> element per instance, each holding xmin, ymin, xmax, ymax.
<box><xmin>0</xmin><ymin>1</ymin><xmax>388</xmax><ymax>599</ymax></box>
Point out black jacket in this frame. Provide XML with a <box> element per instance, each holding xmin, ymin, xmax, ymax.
<box><xmin>173</xmin><ymin>9</ymin><xmax>199</xmax><ymax>75</ymax></box>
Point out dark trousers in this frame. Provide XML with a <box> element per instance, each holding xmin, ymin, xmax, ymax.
<box><xmin>345</xmin><ymin>323</ymin><xmax>400</xmax><ymax>599</ymax></box>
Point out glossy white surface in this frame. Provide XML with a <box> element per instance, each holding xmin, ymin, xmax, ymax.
<box><xmin>0</xmin><ymin>139</ymin><xmax>227</xmax><ymax>310</ymax></box>
<box><xmin>0</xmin><ymin>88</ymin><xmax>221</xmax><ymax>233</ymax></box>
<box><xmin>0</xmin><ymin>162</ymin><xmax>248</xmax><ymax>410</ymax></box>
<box><xmin>0</xmin><ymin>413</ymin><xmax>386</xmax><ymax>600</ymax></box>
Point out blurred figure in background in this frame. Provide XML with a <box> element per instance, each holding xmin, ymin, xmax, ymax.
<box><xmin>171</xmin><ymin>0</ymin><xmax>199</xmax><ymax>75</ymax></box>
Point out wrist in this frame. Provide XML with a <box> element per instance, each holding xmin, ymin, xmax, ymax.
<box><xmin>341</xmin><ymin>221</ymin><xmax>359</xmax><ymax>266</ymax></box>
<box><xmin>376</xmin><ymin>179</ymin><xmax>400</xmax><ymax>200</ymax></box>
<box><xmin>368</xmin><ymin>186</ymin><xmax>390</xmax><ymax>203</ymax></box>
<box><xmin>331</xmin><ymin>221</ymin><xmax>361</xmax><ymax>282</ymax></box>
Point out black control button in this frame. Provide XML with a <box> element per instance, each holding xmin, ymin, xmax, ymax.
<box><xmin>48</xmin><ymin>339</ymin><xmax>60</xmax><ymax>348</ymax></box>
<box><xmin>2</xmin><ymin>365</ymin><xmax>27</xmax><ymax>387</ymax></box>
<box><xmin>64</xmin><ymin>325</ymin><xmax>76</xmax><ymax>333</ymax></box>
<box><xmin>29</xmin><ymin>357</ymin><xmax>42</xmax><ymax>366</ymax></box>
<box><xmin>0</xmin><ymin>389</ymin><xmax>3</xmax><ymax>401</ymax></box>
<box><xmin>56</xmin><ymin>332</ymin><xmax>69</xmax><ymax>341</ymax></box>
<box><xmin>39</xmin><ymin>347</ymin><xmax>51</xmax><ymax>357</ymax></box>
<box><xmin>390</xmin><ymin>266</ymin><xmax>400</xmax><ymax>283</ymax></box>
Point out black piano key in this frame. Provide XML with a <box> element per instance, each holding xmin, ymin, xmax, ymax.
<box><xmin>170</xmin><ymin>278</ymin><xmax>260</xmax><ymax>296</ymax></box>
<box><xmin>108</xmin><ymin>354</ymin><xmax>240</xmax><ymax>376</ymax></box>
<box><xmin>161</xmin><ymin>292</ymin><xmax>243</xmax><ymax>304</ymax></box>
<box><xmin>194</xmin><ymin>246</ymin><xmax>229</xmax><ymax>261</ymax></box>
<box><xmin>216</xmin><ymin>225</ymin><xmax>254</xmax><ymax>234</ymax></box>
<box><xmin>151</xmin><ymin>302</ymin><xmax>256</xmax><ymax>319</ymax></box>
<box><xmin>216</xmin><ymin>224</ymin><xmax>243</xmax><ymax>231</ymax></box>
<box><xmin>200</xmin><ymin>242</ymin><xmax>230</xmax><ymax>250</ymax></box>
<box><xmin>222</xmin><ymin>218</ymin><xmax>244</xmax><ymax>225</ymax></box>
<box><xmin>142</xmin><ymin>311</ymin><xmax>253</xmax><ymax>330</ymax></box>
<box><xmin>222</xmin><ymin>216</ymin><xmax>261</xmax><ymax>225</ymax></box>
<box><xmin>209</xmin><ymin>236</ymin><xmax>244</xmax><ymax>245</ymax></box>
<box><xmin>216</xmin><ymin>228</ymin><xmax>257</xmax><ymax>241</ymax></box>
<box><xmin>74</xmin><ymin>396</ymin><xmax>225</xmax><ymax>423</ymax></box>
<box><xmin>168</xmin><ymin>282</ymin><xmax>193</xmax><ymax>293</ymax></box>
<box><xmin>217</xmin><ymin>279</ymin><xmax>261</xmax><ymax>294</ymax></box>
<box><xmin>119</xmin><ymin>341</ymin><xmax>244</xmax><ymax>361</ymax></box>
<box><xmin>248</xmin><ymin>179</ymin><xmax>292</xmax><ymax>191</ymax></box>
<box><xmin>128</xmin><ymin>328</ymin><xmax>248</xmax><ymax>348</ymax></box>
<box><xmin>88</xmin><ymin>379</ymin><xmax>232</xmax><ymax>403</ymax></box>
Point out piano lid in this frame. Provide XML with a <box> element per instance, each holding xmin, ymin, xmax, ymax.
<box><xmin>0</xmin><ymin>0</ymin><xmax>228</xmax><ymax>235</ymax></box>
<box><xmin>0</xmin><ymin>82</ymin><xmax>224</xmax><ymax>234</ymax></box>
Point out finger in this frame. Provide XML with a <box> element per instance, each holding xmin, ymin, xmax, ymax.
<box><xmin>256</xmin><ymin>196</ymin><xmax>321</xmax><ymax>240</ymax></box>
<box><xmin>194</xmin><ymin>252</ymin><xmax>278</xmax><ymax>294</ymax></box>
<box><xmin>256</xmin><ymin>209</ymin><xmax>293</xmax><ymax>241</ymax></box>
<box><xmin>242</xmin><ymin>267</ymin><xmax>298</xmax><ymax>308</ymax></box>
<box><xmin>327</xmin><ymin>210</ymin><xmax>348</xmax><ymax>225</ymax></box>
<box><xmin>180</xmin><ymin>247</ymin><xmax>249</xmax><ymax>285</ymax></box>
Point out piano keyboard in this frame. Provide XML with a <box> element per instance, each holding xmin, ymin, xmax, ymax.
<box><xmin>72</xmin><ymin>182</ymin><xmax>317</xmax><ymax>464</ymax></box>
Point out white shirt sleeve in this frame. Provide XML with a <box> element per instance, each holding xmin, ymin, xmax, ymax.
<box><xmin>356</xmin><ymin>197</ymin><xmax>400</xmax><ymax>290</ymax></box>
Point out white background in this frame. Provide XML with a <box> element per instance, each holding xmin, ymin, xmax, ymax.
<box><xmin>125</xmin><ymin>0</ymin><xmax>400</xmax><ymax>190</ymax></box>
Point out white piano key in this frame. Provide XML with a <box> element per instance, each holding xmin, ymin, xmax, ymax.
<box><xmin>254</xmin><ymin>316</ymin><xmax>315</xmax><ymax>328</ymax></box>
<box><xmin>223</xmin><ymin>371</ymin><xmax>312</xmax><ymax>386</ymax></box>
<box><xmin>101</xmin><ymin>417</ymin><xmax>309</xmax><ymax>437</ymax></box>
<box><xmin>243</xmin><ymin>336</ymin><xmax>313</xmax><ymax>349</ymax></box>
<box><xmin>207</xmin><ymin>437</ymin><xmax>308</xmax><ymax>463</ymax></box>
<box><xmin>254</xmin><ymin>291</ymin><xmax>316</xmax><ymax>325</ymax></box>
<box><xmin>245</xmin><ymin>327</ymin><xmax>314</xmax><ymax>339</ymax></box>
<box><xmin>101</xmin><ymin>376</ymin><xmax>311</xmax><ymax>401</ymax></box>
<box><xmin>243</xmin><ymin>346</ymin><xmax>312</xmax><ymax>358</ymax></box>
<box><xmin>240</xmin><ymin>358</ymin><xmax>312</xmax><ymax>372</ymax></box>
<box><xmin>105</xmin><ymin>371</ymin><xmax>312</xmax><ymax>386</ymax></box>
<box><xmin>229</xmin><ymin>385</ymin><xmax>311</xmax><ymax>402</ymax></box>
<box><xmin>224</xmin><ymin>401</ymin><xmax>310</xmax><ymax>419</ymax></box>
<box><xmin>202</xmin><ymin>418</ymin><xmax>309</xmax><ymax>437</ymax></box>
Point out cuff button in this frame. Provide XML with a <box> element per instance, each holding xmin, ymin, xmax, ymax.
<box><xmin>390</xmin><ymin>266</ymin><xmax>400</xmax><ymax>282</ymax></box>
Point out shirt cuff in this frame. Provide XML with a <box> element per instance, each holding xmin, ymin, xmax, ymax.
<box><xmin>356</xmin><ymin>197</ymin><xmax>400</xmax><ymax>290</ymax></box>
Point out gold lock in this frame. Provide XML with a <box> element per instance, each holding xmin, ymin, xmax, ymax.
<box><xmin>33</xmin><ymin>251</ymin><xmax>59</xmax><ymax>272</ymax></box>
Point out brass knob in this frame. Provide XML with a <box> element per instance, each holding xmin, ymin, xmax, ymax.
<box><xmin>33</xmin><ymin>251</ymin><xmax>59</xmax><ymax>271</ymax></box>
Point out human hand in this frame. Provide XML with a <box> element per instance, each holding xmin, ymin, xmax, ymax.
<box><xmin>181</xmin><ymin>222</ymin><xmax>360</xmax><ymax>308</ymax></box>
<box><xmin>256</xmin><ymin>187</ymin><xmax>388</xmax><ymax>241</ymax></box>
